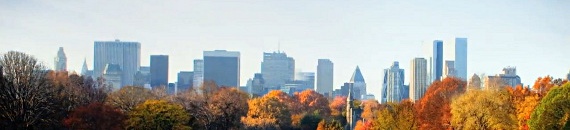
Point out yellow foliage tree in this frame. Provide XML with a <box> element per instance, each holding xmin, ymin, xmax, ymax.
<box><xmin>241</xmin><ymin>97</ymin><xmax>291</xmax><ymax>130</ymax></box>
<box><xmin>451</xmin><ymin>90</ymin><xmax>517</xmax><ymax>129</ymax></box>
<box><xmin>126</xmin><ymin>100</ymin><xmax>190</xmax><ymax>130</ymax></box>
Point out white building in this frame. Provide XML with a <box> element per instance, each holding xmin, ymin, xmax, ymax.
<box><xmin>316</xmin><ymin>59</ymin><xmax>334</xmax><ymax>96</ymax></box>
<box><xmin>410</xmin><ymin>58</ymin><xmax>428</xmax><ymax>102</ymax></box>
<box><xmin>261</xmin><ymin>52</ymin><xmax>295</xmax><ymax>89</ymax></box>
<box><xmin>94</xmin><ymin>39</ymin><xmax>141</xmax><ymax>87</ymax></box>
<box><xmin>443</xmin><ymin>60</ymin><xmax>456</xmax><ymax>79</ymax></box>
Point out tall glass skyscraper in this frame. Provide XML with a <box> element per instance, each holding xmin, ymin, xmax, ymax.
<box><xmin>261</xmin><ymin>52</ymin><xmax>295</xmax><ymax>89</ymax></box>
<box><xmin>410</xmin><ymin>58</ymin><xmax>428</xmax><ymax>102</ymax></box>
<box><xmin>381</xmin><ymin>62</ymin><xmax>405</xmax><ymax>104</ymax></box>
<box><xmin>203</xmin><ymin>50</ymin><xmax>240</xmax><ymax>87</ymax></box>
<box><xmin>444</xmin><ymin>38</ymin><xmax>468</xmax><ymax>80</ymax></box>
<box><xmin>426</xmin><ymin>40</ymin><xmax>443</xmax><ymax>82</ymax></box>
<box><xmin>317</xmin><ymin>59</ymin><xmax>334</xmax><ymax>96</ymax></box>
<box><xmin>350</xmin><ymin>66</ymin><xmax>366</xmax><ymax>100</ymax></box>
<box><xmin>54</xmin><ymin>47</ymin><xmax>67</xmax><ymax>71</ymax></box>
<box><xmin>193</xmin><ymin>59</ymin><xmax>204</xmax><ymax>88</ymax></box>
<box><xmin>177</xmin><ymin>71</ymin><xmax>193</xmax><ymax>92</ymax></box>
<box><xmin>150</xmin><ymin>55</ymin><xmax>169</xmax><ymax>88</ymax></box>
<box><xmin>94</xmin><ymin>39</ymin><xmax>141</xmax><ymax>87</ymax></box>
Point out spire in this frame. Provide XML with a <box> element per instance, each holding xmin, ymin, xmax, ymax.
<box><xmin>347</xmin><ymin>83</ymin><xmax>353</xmax><ymax>102</ymax></box>
<box><xmin>81</xmin><ymin>58</ymin><xmax>88</xmax><ymax>75</ymax></box>
<box><xmin>350</xmin><ymin>66</ymin><xmax>365</xmax><ymax>83</ymax></box>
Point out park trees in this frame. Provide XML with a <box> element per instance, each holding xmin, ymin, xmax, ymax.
<box><xmin>63</xmin><ymin>102</ymin><xmax>125</xmax><ymax>130</ymax></box>
<box><xmin>528</xmin><ymin>83</ymin><xmax>570</xmax><ymax>130</ymax></box>
<box><xmin>415</xmin><ymin>77</ymin><xmax>466</xmax><ymax>130</ymax></box>
<box><xmin>241</xmin><ymin>96</ymin><xmax>292</xmax><ymax>130</ymax></box>
<box><xmin>126</xmin><ymin>100</ymin><xmax>190</xmax><ymax>130</ymax></box>
<box><xmin>450</xmin><ymin>89</ymin><xmax>517</xmax><ymax>129</ymax></box>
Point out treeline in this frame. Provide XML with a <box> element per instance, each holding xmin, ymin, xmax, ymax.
<box><xmin>1</xmin><ymin>51</ymin><xmax>569</xmax><ymax>130</ymax></box>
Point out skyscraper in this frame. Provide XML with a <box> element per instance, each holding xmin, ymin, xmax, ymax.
<box><xmin>150</xmin><ymin>55</ymin><xmax>169</xmax><ymax>88</ymax></box>
<box><xmin>203</xmin><ymin>50</ymin><xmax>240</xmax><ymax>87</ymax></box>
<box><xmin>81</xmin><ymin>58</ymin><xmax>93</xmax><ymax>78</ymax></box>
<box><xmin>350</xmin><ymin>66</ymin><xmax>366</xmax><ymax>100</ymax></box>
<box><xmin>134</xmin><ymin>66</ymin><xmax>150</xmax><ymax>87</ymax></box>
<box><xmin>248</xmin><ymin>73</ymin><xmax>265</xmax><ymax>96</ymax></box>
<box><xmin>425</xmin><ymin>40</ymin><xmax>443</xmax><ymax>82</ymax></box>
<box><xmin>296</xmin><ymin>72</ymin><xmax>315</xmax><ymax>91</ymax></box>
<box><xmin>317</xmin><ymin>59</ymin><xmax>334</xmax><ymax>96</ymax></box>
<box><xmin>410</xmin><ymin>58</ymin><xmax>428</xmax><ymax>102</ymax></box>
<box><xmin>193</xmin><ymin>59</ymin><xmax>204</xmax><ymax>88</ymax></box>
<box><xmin>103</xmin><ymin>64</ymin><xmax>122</xmax><ymax>91</ymax></box>
<box><xmin>443</xmin><ymin>38</ymin><xmax>468</xmax><ymax>80</ymax></box>
<box><xmin>381</xmin><ymin>62</ymin><xmax>405</xmax><ymax>104</ymax></box>
<box><xmin>261</xmin><ymin>52</ymin><xmax>295</xmax><ymax>89</ymax></box>
<box><xmin>177</xmin><ymin>71</ymin><xmax>193</xmax><ymax>92</ymax></box>
<box><xmin>94</xmin><ymin>39</ymin><xmax>141</xmax><ymax>87</ymax></box>
<box><xmin>54</xmin><ymin>47</ymin><xmax>67</xmax><ymax>71</ymax></box>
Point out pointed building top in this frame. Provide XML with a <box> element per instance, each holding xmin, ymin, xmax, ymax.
<box><xmin>350</xmin><ymin>66</ymin><xmax>365</xmax><ymax>83</ymax></box>
<box><xmin>81</xmin><ymin>58</ymin><xmax>89</xmax><ymax>75</ymax></box>
<box><xmin>57</xmin><ymin>47</ymin><xmax>66</xmax><ymax>58</ymax></box>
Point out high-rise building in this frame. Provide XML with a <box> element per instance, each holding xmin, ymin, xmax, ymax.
<box><xmin>94</xmin><ymin>39</ymin><xmax>141</xmax><ymax>87</ymax></box>
<box><xmin>410</xmin><ymin>58</ymin><xmax>428</xmax><ymax>102</ymax></box>
<box><xmin>150</xmin><ymin>55</ymin><xmax>169</xmax><ymax>88</ymax></box>
<box><xmin>295</xmin><ymin>72</ymin><xmax>315</xmax><ymax>91</ymax></box>
<box><xmin>261</xmin><ymin>52</ymin><xmax>295</xmax><ymax>89</ymax></box>
<box><xmin>381</xmin><ymin>62</ymin><xmax>405</xmax><ymax>104</ymax></box>
<box><xmin>81</xmin><ymin>58</ymin><xmax>93</xmax><ymax>78</ymax></box>
<box><xmin>442</xmin><ymin>60</ymin><xmax>456</xmax><ymax>79</ymax></box>
<box><xmin>203</xmin><ymin>50</ymin><xmax>240</xmax><ymax>87</ymax></box>
<box><xmin>103</xmin><ymin>64</ymin><xmax>122</xmax><ymax>91</ymax></box>
<box><xmin>317</xmin><ymin>59</ymin><xmax>334</xmax><ymax>96</ymax></box>
<box><xmin>425</xmin><ymin>40</ymin><xmax>443</xmax><ymax>82</ymax></box>
<box><xmin>134</xmin><ymin>66</ymin><xmax>150</xmax><ymax>87</ymax></box>
<box><xmin>54</xmin><ymin>47</ymin><xmax>67</xmax><ymax>71</ymax></box>
<box><xmin>177</xmin><ymin>71</ymin><xmax>193</xmax><ymax>92</ymax></box>
<box><xmin>248</xmin><ymin>73</ymin><xmax>265</xmax><ymax>96</ymax></box>
<box><xmin>350</xmin><ymin>66</ymin><xmax>366</xmax><ymax>100</ymax></box>
<box><xmin>193</xmin><ymin>59</ymin><xmax>204</xmax><ymax>88</ymax></box>
<box><xmin>443</xmin><ymin>38</ymin><xmax>467</xmax><ymax>80</ymax></box>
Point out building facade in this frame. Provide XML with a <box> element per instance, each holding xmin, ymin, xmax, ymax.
<box><xmin>425</xmin><ymin>40</ymin><xmax>443</xmax><ymax>82</ymax></box>
<box><xmin>193</xmin><ymin>59</ymin><xmax>204</xmax><ymax>88</ymax></box>
<box><xmin>443</xmin><ymin>38</ymin><xmax>467</xmax><ymax>80</ymax></box>
<box><xmin>203</xmin><ymin>50</ymin><xmax>240</xmax><ymax>87</ymax></box>
<box><xmin>485</xmin><ymin>67</ymin><xmax>522</xmax><ymax>89</ymax></box>
<box><xmin>261</xmin><ymin>52</ymin><xmax>295</xmax><ymax>89</ymax></box>
<box><xmin>381</xmin><ymin>62</ymin><xmax>405</xmax><ymax>104</ymax></box>
<box><xmin>94</xmin><ymin>39</ymin><xmax>141</xmax><ymax>87</ymax></box>
<box><xmin>350</xmin><ymin>66</ymin><xmax>366</xmax><ymax>100</ymax></box>
<box><xmin>177</xmin><ymin>71</ymin><xmax>193</xmax><ymax>92</ymax></box>
<box><xmin>134</xmin><ymin>66</ymin><xmax>151</xmax><ymax>87</ymax></box>
<box><xmin>103</xmin><ymin>64</ymin><xmax>122</xmax><ymax>91</ymax></box>
<box><xmin>443</xmin><ymin>60</ymin><xmax>456</xmax><ymax>79</ymax></box>
<box><xmin>150</xmin><ymin>55</ymin><xmax>169</xmax><ymax>88</ymax></box>
<box><xmin>410</xmin><ymin>58</ymin><xmax>428</xmax><ymax>102</ymax></box>
<box><xmin>54</xmin><ymin>47</ymin><xmax>67</xmax><ymax>71</ymax></box>
<box><xmin>316</xmin><ymin>59</ymin><xmax>334</xmax><ymax>96</ymax></box>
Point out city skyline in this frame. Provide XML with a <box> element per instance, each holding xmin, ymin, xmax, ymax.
<box><xmin>2</xmin><ymin>0</ymin><xmax>569</xmax><ymax>100</ymax></box>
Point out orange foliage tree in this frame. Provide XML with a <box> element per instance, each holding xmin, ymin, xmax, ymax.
<box><xmin>415</xmin><ymin>77</ymin><xmax>466</xmax><ymax>130</ymax></box>
<box><xmin>329</xmin><ymin>96</ymin><xmax>347</xmax><ymax>116</ymax></box>
<box><xmin>361</xmin><ymin>99</ymin><xmax>382</xmax><ymax>121</ymax></box>
<box><xmin>294</xmin><ymin>90</ymin><xmax>331</xmax><ymax>116</ymax></box>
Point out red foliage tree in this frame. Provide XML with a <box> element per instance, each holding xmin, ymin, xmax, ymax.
<box><xmin>415</xmin><ymin>77</ymin><xmax>466</xmax><ymax>130</ymax></box>
<box><xmin>63</xmin><ymin>102</ymin><xmax>125</xmax><ymax>130</ymax></box>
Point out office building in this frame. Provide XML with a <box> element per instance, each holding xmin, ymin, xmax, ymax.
<box><xmin>103</xmin><ymin>64</ymin><xmax>122</xmax><ymax>91</ymax></box>
<box><xmin>381</xmin><ymin>62</ymin><xmax>405</xmax><ymax>104</ymax></box>
<box><xmin>150</xmin><ymin>55</ymin><xmax>169</xmax><ymax>88</ymax></box>
<box><xmin>296</xmin><ymin>72</ymin><xmax>315</xmax><ymax>91</ymax></box>
<box><xmin>177</xmin><ymin>71</ymin><xmax>193</xmax><ymax>92</ymax></box>
<box><xmin>261</xmin><ymin>52</ymin><xmax>295</xmax><ymax>89</ymax></box>
<box><xmin>317</xmin><ymin>59</ymin><xmax>334</xmax><ymax>96</ymax></box>
<box><xmin>193</xmin><ymin>59</ymin><xmax>204</xmax><ymax>88</ymax></box>
<box><xmin>409</xmin><ymin>58</ymin><xmax>428</xmax><ymax>102</ymax></box>
<box><xmin>442</xmin><ymin>60</ymin><xmax>456</xmax><ymax>79</ymax></box>
<box><xmin>134</xmin><ymin>66</ymin><xmax>151</xmax><ymax>87</ymax></box>
<box><xmin>246</xmin><ymin>73</ymin><xmax>265</xmax><ymax>96</ymax></box>
<box><xmin>425</xmin><ymin>40</ymin><xmax>443</xmax><ymax>82</ymax></box>
<box><xmin>54</xmin><ymin>47</ymin><xmax>67</xmax><ymax>71</ymax></box>
<box><xmin>94</xmin><ymin>39</ymin><xmax>141</xmax><ymax>87</ymax></box>
<box><xmin>350</xmin><ymin>66</ymin><xmax>366</xmax><ymax>100</ymax></box>
<box><xmin>443</xmin><ymin>38</ymin><xmax>467</xmax><ymax>80</ymax></box>
<box><xmin>203</xmin><ymin>50</ymin><xmax>240</xmax><ymax>87</ymax></box>
<box><xmin>485</xmin><ymin>67</ymin><xmax>522</xmax><ymax>89</ymax></box>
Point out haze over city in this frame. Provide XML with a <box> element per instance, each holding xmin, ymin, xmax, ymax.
<box><xmin>2</xmin><ymin>0</ymin><xmax>569</xmax><ymax>99</ymax></box>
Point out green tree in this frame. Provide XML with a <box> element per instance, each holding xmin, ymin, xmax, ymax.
<box><xmin>528</xmin><ymin>83</ymin><xmax>570</xmax><ymax>130</ymax></box>
<box><xmin>450</xmin><ymin>89</ymin><xmax>517</xmax><ymax>129</ymax></box>
<box><xmin>300</xmin><ymin>112</ymin><xmax>322</xmax><ymax>130</ymax></box>
<box><xmin>126</xmin><ymin>100</ymin><xmax>190</xmax><ymax>130</ymax></box>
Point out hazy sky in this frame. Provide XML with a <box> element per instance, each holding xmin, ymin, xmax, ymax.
<box><xmin>1</xmin><ymin>0</ymin><xmax>569</xmax><ymax>99</ymax></box>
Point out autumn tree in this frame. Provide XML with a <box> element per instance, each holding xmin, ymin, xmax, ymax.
<box><xmin>361</xmin><ymin>99</ymin><xmax>382</xmax><ymax>121</ymax></box>
<box><xmin>63</xmin><ymin>102</ymin><xmax>125</xmax><ymax>130</ymax></box>
<box><xmin>106</xmin><ymin>86</ymin><xmax>157</xmax><ymax>112</ymax></box>
<box><xmin>415</xmin><ymin>77</ymin><xmax>466</xmax><ymax>130</ymax></box>
<box><xmin>329</xmin><ymin>96</ymin><xmax>347</xmax><ymax>116</ymax></box>
<box><xmin>126</xmin><ymin>100</ymin><xmax>190</xmax><ymax>130</ymax></box>
<box><xmin>355</xmin><ymin>120</ymin><xmax>372</xmax><ymax>130</ymax></box>
<box><xmin>242</xmin><ymin>97</ymin><xmax>292</xmax><ymax>130</ymax></box>
<box><xmin>0</xmin><ymin>51</ymin><xmax>62</xmax><ymax>129</ymax></box>
<box><xmin>528</xmin><ymin>83</ymin><xmax>570</xmax><ymax>130</ymax></box>
<box><xmin>451</xmin><ymin>89</ymin><xmax>517</xmax><ymax>129</ymax></box>
<box><xmin>316</xmin><ymin>119</ymin><xmax>343</xmax><ymax>130</ymax></box>
<box><xmin>533</xmin><ymin>76</ymin><xmax>555</xmax><ymax>96</ymax></box>
<box><xmin>507</xmin><ymin>85</ymin><xmax>536</xmax><ymax>129</ymax></box>
<box><xmin>208</xmin><ymin>87</ymin><xmax>249</xmax><ymax>129</ymax></box>
<box><xmin>294</xmin><ymin>90</ymin><xmax>331</xmax><ymax>116</ymax></box>
<box><xmin>371</xmin><ymin>100</ymin><xmax>417</xmax><ymax>130</ymax></box>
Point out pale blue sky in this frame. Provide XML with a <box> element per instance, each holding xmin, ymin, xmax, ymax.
<box><xmin>1</xmin><ymin>0</ymin><xmax>569</xmax><ymax>99</ymax></box>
